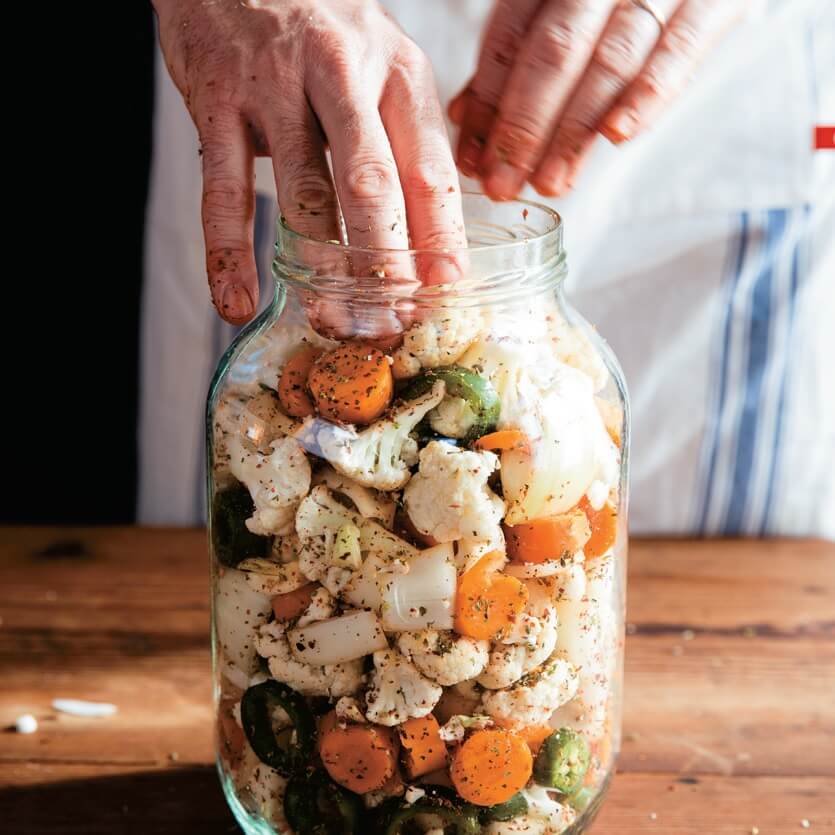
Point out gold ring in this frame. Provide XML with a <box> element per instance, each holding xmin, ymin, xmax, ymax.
<box><xmin>626</xmin><ymin>0</ymin><xmax>666</xmax><ymax>28</ymax></box>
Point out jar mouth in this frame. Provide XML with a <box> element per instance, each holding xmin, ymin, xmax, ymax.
<box><xmin>272</xmin><ymin>192</ymin><xmax>566</xmax><ymax>308</ymax></box>
<box><xmin>275</xmin><ymin>191</ymin><xmax>562</xmax><ymax>256</ymax></box>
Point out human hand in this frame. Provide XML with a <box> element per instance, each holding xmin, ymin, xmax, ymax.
<box><xmin>450</xmin><ymin>0</ymin><xmax>746</xmax><ymax>199</ymax></box>
<box><xmin>154</xmin><ymin>0</ymin><xmax>466</xmax><ymax>325</ymax></box>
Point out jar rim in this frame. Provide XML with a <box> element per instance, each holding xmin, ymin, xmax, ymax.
<box><xmin>275</xmin><ymin>191</ymin><xmax>562</xmax><ymax>256</ymax></box>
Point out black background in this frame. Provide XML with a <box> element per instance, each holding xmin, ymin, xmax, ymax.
<box><xmin>2</xmin><ymin>5</ymin><xmax>155</xmax><ymax>523</ymax></box>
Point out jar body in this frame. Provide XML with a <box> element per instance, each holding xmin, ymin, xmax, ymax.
<box><xmin>208</xmin><ymin>199</ymin><xmax>628</xmax><ymax>835</ymax></box>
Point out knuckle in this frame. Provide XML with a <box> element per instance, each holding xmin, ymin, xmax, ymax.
<box><xmin>202</xmin><ymin>175</ymin><xmax>252</xmax><ymax>218</ymax></box>
<box><xmin>527</xmin><ymin>23</ymin><xmax>588</xmax><ymax>72</ymax></box>
<box><xmin>340</xmin><ymin>158</ymin><xmax>399</xmax><ymax>204</ymax></box>
<box><xmin>394</xmin><ymin>37</ymin><xmax>431</xmax><ymax>76</ymax></box>
<box><xmin>664</xmin><ymin>21</ymin><xmax>702</xmax><ymax>60</ymax></box>
<box><xmin>402</xmin><ymin>156</ymin><xmax>454</xmax><ymax>198</ymax></box>
<box><xmin>594</xmin><ymin>33</ymin><xmax>645</xmax><ymax>77</ymax></box>
<box><xmin>284</xmin><ymin>173</ymin><xmax>337</xmax><ymax>213</ymax></box>
<box><xmin>493</xmin><ymin>116</ymin><xmax>546</xmax><ymax>160</ymax></box>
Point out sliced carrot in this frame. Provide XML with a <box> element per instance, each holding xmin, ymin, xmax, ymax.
<box><xmin>277</xmin><ymin>345</ymin><xmax>322</xmax><ymax>418</ymax></box>
<box><xmin>450</xmin><ymin>728</ymin><xmax>533</xmax><ymax>806</ymax></box>
<box><xmin>397</xmin><ymin>716</ymin><xmax>448</xmax><ymax>778</ymax></box>
<box><xmin>579</xmin><ymin>498</ymin><xmax>618</xmax><ymax>559</ymax></box>
<box><xmin>516</xmin><ymin>723</ymin><xmax>555</xmax><ymax>756</ymax></box>
<box><xmin>474</xmin><ymin>429</ymin><xmax>530</xmax><ymax>454</ymax></box>
<box><xmin>504</xmin><ymin>510</ymin><xmax>592</xmax><ymax>564</ymax></box>
<box><xmin>270</xmin><ymin>582</ymin><xmax>317</xmax><ymax>622</ymax></box>
<box><xmin>455</xmin><ymin>552</ymin><xmax>529</xmax><ymax>641</ymax></box>
<box><xmin>318</xmin><ymin>711</ymin><xmax>399</xmax><ymax>794</ymax></box>
<box><xmin>308</xmin><ymin>342</ymin><xmax>394</xmax><ymax>425</ymax></box>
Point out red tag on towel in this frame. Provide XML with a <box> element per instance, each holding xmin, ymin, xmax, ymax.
<box><xmin>814</xmin><ymin>126</ymin><xmax>835</xmax><ymax>150</ymax></box>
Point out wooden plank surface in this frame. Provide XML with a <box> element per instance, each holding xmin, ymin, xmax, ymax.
<box><xmin>1</xmin><ymin>529</ymin><xmax>833</xmax><ymax>834</ymax></box>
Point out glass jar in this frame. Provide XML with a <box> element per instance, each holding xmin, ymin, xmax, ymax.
<box><xmin>207</xmin><ymin>194</ymin><xmax>628</xmax><ymax>835</ymax></box>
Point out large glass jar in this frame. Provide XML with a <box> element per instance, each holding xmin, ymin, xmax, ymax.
<box><xmin>207</xmin><ymin>194</ymin><xmax>628</xmax><ymax>835</ymax></box>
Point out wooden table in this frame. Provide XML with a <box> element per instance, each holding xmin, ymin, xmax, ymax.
<box><xmin>1</xmin><ymin>529</ymin><xmax>833</xmax><ymax>834</ymax></box>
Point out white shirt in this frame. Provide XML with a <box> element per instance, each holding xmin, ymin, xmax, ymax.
<box><xmin>139</xmin><ymin>0</ymin><xmax>835</xmax><ymax>536</ymax></box>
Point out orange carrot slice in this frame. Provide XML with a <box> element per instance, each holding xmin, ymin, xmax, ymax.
<box><xmin>277</xmin><ymin>345</ymin><xmax>322</xmax><ymax>418</ymax></box>
<box><xmin>318</xmin><ymin>711</ymin><xmax>399</xmax><ymax>794</ymax></box>
<box><xmin>308</xmin><ymin>342</ymin><xmax>394</xmax><ymax>425</ymax></box>
<box><xmin>474</xmin><ymin>429</ymin><xmax>530</xmax><ymax>453</ymax></box>
<box><xmin>579</xmin><ymin>498</ymin><xmax>618</xmax><ymax>559</ymax></box>
<box><xmin>450</xmin><ymin>728</ymin><xmax>533</xmax><ymax>806</ymax></box>
<box><xmin>397</xmin><ymin>716</ymin><xmax>447</xmax><ymax>778</ymax></box>
<box><xmin>516</xmin><ymin>723</ymin><xmax>555</xmax><ymax>756</ymax></box>
<box><xmin>504</xmin><ymin>510</ymin><xmax>591</xmax><ymax>564</ymax></box>
<box><xmin>455</xmin><ymin>552</ymin><xmax>528</xmax><ymax>641</ymax></box>
<box><xmin>271</xmin><ymin>583</ymin><xmax>317</xmax><ymax>623</ymax></box>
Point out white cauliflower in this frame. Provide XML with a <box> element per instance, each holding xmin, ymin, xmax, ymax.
<box><xmin>233</xmin><ymin>746</ymin><xmax>289</xmax><ymax>832</ymax></box>
<box><xmin>297</xmin><ymin>586</ymin><xmax>335</xmax><ymax>626</ymax></box>
<box><xmin>312</xmin><ymin>466</ymin><xmax>397</xmax><ymax>528</ymax></box>
<box><xmin>392</xmin><ymin>309</ymin><xmax>482</xmax><ymax>378</ymax></box>
<box><xmin>334</xmin><ymin>696</ymin><xmax>366</xmax><ymax>724</ymax></box>
<box><xmin>458</xmin><ymin>335</ymin><xmax>618</xmax><ymax>523</ymax></box>
<box><xmin>478</xmin><ymin>610</ymin><xmax>558</xmax><ymax>690</ymax></box>
<box><xmin>255</xmin><ymin>621</ymin><xmax>363</xmax><ymax>698</ymax></box>
<box><xmin>237</xmin><ymin>559</ymin><xmax>309</xmax><ymax>596</ymax></box>
<box><xmin>438</xmin><ymin>713</ymin><xmax>493</xmax><ymax>743</ymax></box>
<box><xmin>295</xmin><ymin>486</ymin><xmax>417</xmax><ymax>600</ymax></box>
<box><xmin>484</xmin><ymin>787</ymin><xmax>576</xmax><ymax>835</ymax></box>
<box><xmin>481</xmin><ymin>658</ymin><xmax>579</xmax><ymax>728</ymax></box>
<box><xmin>403</xmin><ymin>442</ymin><xmax>505</xmax><ymax>542</ymax></box>
<box><xmin>228</xmin><ymin>435</ymin><xmax>311</xmax><ymax>536</ymax></box>
<box><xmin>364</xmin><ymin>649</ymin><xmax>443</xmax><ymax>726</ymax></box>
<box><xmin>239</xmin><ymin>389</ymin><xmax>300</xmax><ymax>451</ymax></box>
<box><xmin>397</xmin><ymin>629</ymin><xmax>489</xmax><ymax>686</ymax></box>
<box><xmin>428</xmin><ymin>396</ymin><xmax>479</xmax><ymax>439</ymax></box>
<box><xmin>295</xmin><ymin>486</ymin><xmax>363</xmax><ymax>594</ymax></box>
<box><xmin>293</xmin><ymin>382</ymin><xmax>445</xmax><ymax>490</ymax></box>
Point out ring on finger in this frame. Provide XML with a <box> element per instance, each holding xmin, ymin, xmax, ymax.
<box><xmin>622</xmin><ymin>0</ymin><xmax>667</xmax><ymax>29</ymax></box>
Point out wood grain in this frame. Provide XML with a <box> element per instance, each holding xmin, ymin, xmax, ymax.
<box><xmin>0</xmin><ymin>529</ymin><xmax>833</xmax><ymax>834</ymax></box>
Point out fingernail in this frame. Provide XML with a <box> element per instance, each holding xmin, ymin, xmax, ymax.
<box><xmin>220</xmin><ymin>283</ymin><xmax>255</xmax><ymax>323</ymax></box>
<box><xmin>458</xmin><ymin>135</ymin><xmax>484</xmax><ymax>177</ymax></box>
<box><xmin>601</xmin><ymin>108</ymin><xmax>638</xmax><ymax>144</ymax></box>
<box><xmin>485</xmin><ymin>161</ymin><xmax>526</xmax><ymax>200</ymax></box>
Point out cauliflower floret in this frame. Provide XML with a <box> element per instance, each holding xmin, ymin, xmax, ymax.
<box><xmin>481</xmin><ymin>658</ymin><xmax>578</xmax><ymax>728</ymax></box>
<box><xmin>297</xmin><ymin>586</ymin><xmax>335</xmax><ymax>626</ymax></box>
<box><xmin>484</xmin><ymin>787</ymin><xmax>577</xmax><ymax>835</ymax></box>
<box><xmin>239</xmin><ymin>389</ymin><xmax>300</xmax><ymax>451</ymax></box>
<box><xmin>295</xmin><ymin>486</ymin><xmax>418</xmax><ymax>600</ymax></box>
<box><xmin>334</xmin><ymin>696</ymin><xmax>367</xmax><ymax>724</ymax></box>
<box><xmin>233</xmin><ymin>746</ymin><xmax>289</xmax><ymax>831</ymax></box>
<box><xmin>255</xmin><ymin>621</ymin><xmax>363</xmax><ymax>698</ymax></box>
<box><xmin>392</xmin><ymin>310</ymin><xmax>482</xmax><ymax>379</ymax></box>
<box><xmin>397</xmin><ymin>629</ymin><xmax>489</xmax><ymax>686</ymax></box>
<box><xmin>403</xmin><ymin>442</ymin><xmax>505</xmax><ymax>542</ymax></box>
<box><xmin>312</xmin><ymin>466</ymin><xmax>397</xmax><ymax>528</ymax></box>
<box><xmin>295</xmin><ymin>486</ymin><xmax>362</xmax><ymax>594</ymax></box>
<box><xmin>438</xmin><ymin>713</ymin><xmax>493</xmax><ymax>744</ymax></box>
<box><xmin>364</xmin><ymin>649</ymin><xmax>443</xmax><ymax>726</ymax></box>
<box><xmin>294</xmin><ymin>382</ymin><xmax>445</xmax><ymax>490</ymax></box>
<box><xmin>228</xmin><ymin>435</ymin><xmax>311</xmax><ymax>536</ymax></box>
<box><xmin>428</xmin><ymin>396</ymin><xmax>479</xmax><ymax>439</ymax></box>
<box><xmin>478</xmin><ymin>610</ymin><xmax>558</xmax><ymax>690</ymax></box>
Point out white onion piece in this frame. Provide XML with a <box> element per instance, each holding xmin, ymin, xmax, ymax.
<box><xmin>381</xmin><ymin>544</ymin><xmax>456</xmax><ymax>632</ymax></box>
<box><xmin>504</xmin><ymin>551</ymin><xmax>584</xmax><ymax>578</ymax></box>
<box><xmin>216</xmin><ymin>569</ymin><xmax>273</xmax><ymax>676</ymax></box>
<box><xmin>288</xmin><ymin>610</ymin><xmax>388</xmax><ymax>665</ymax></box>
<box><xmin>341</xmin><ymin>552</ymin><xmax>386</xmax><ymax>611</ymax></box>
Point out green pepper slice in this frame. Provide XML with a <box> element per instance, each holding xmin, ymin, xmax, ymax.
<box><xmin>479</xmin><ymin>791</ymin><xmax>528</xmax><ymax>822</ymax></box>
<box><xmin>212</xmin><ymin>481</ymin><xmax>270</xmax><ymax>567</ymax></box>
<box><xmin>240</xmin><ymin>681</ymin><xmax>316</xmax><ymax>776</ymax></box>
<box><xmin>401</xmin><ymin>366</ymin><xmax>500</xmax><ymax>443</ymax></box>
<box><xmin>284</xmin><ymin>768</ymin><xmax>361</xmax><ymax>835</ymax></box>
<box><xmin>533</xmin><ymin>728</ymin><xmax>591</xmax><ymax>795</ymax></box>
<box><xmin>380</xmin><ymin>785</ymin><xmax>481</xmax><ymax>835</ymax></box>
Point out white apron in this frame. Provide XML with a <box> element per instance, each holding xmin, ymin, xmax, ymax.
<box><xmin>140</xmin><ymin>0</ymin><xmax>835</xmax><ymax>536</ymax></box>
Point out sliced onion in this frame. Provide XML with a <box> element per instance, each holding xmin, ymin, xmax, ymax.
<box><xmin>380</xmin><ymin>544</ymin><xmax>456</xmax><ymax>632</ymax></box>
<box><xmin>287</xmin><ymin>610</ymin><xmax>388</xmax><ymax>665</ymax></box>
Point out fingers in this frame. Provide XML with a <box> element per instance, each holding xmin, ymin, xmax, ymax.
<box><xmin>479</xmin><ymin>0</ymin><xmax>614</xmax><ymax>200</ymax></box>
<box><xmin>455</xmin><ymin>0</ymin><xmax>542</xmax><ymax>177</ymax></box>
<box><xmin>198</xmin><ymin>105</ymin><xmax>258</xmax><ymax>325</ymax></box>
<box><xmin>600</xmin><ymin>0</ymin><xmax>743</xmax><ymax>143</ymax></box>
<box><xmin>532</xmin><ymin>0</ymin><xmax>680</xmax><ymax>195</ymax></box>
<box><xmin>265</xmin><ymin>101</ymin><xmax>340</xmax><ymax>243</ymax></box>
